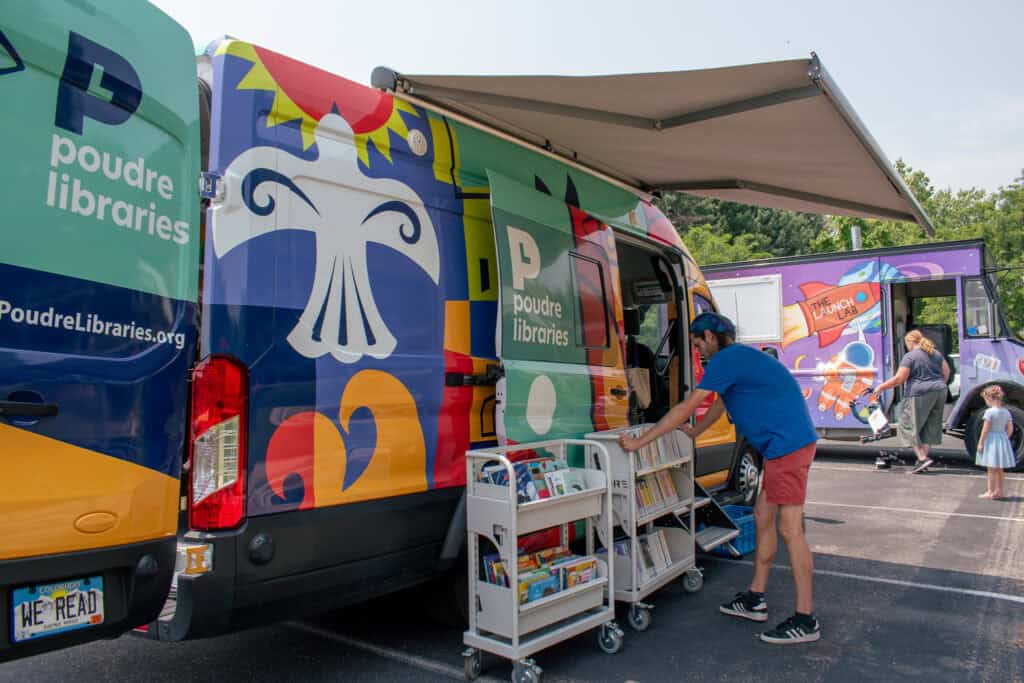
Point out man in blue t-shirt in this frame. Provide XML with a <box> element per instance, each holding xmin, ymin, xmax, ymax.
<box><xmin>618</xmin><ymin>312</ymin><xmax>820</xmax><ymax>644</ymax></box>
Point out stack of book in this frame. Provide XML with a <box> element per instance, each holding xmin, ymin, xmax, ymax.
<box><xmin>482</xmin><ymin>546</ymin><xmax>599</xmax><ymax>604</ymax></box>
<box><xmin>625</xmin><ymin>428</ymin><xmax>686</xmax><ymax>470</ymax></box>
<box><xmin>480</xmin><ymin>457</ymin><xmax>589</xmax><ymax>503</ymax></box>
<box><xmin>600</xmin><ymin>531</ymin><xmax>674</xmax><ymax>585</ymax></box>
<box><xmin>634</xmin><ymin>470</ymin><xmax>680</xmax><ymax>517</ymax></box>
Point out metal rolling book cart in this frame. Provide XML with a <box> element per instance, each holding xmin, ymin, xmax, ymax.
<box><xmin>462</xmin><ymin>439</ymin><xmax>623</xmax><ymax>683</ymax></box>
<box><xmin>585</xmin><ymin>425</ymin><xmax>704</xmax><ymax>632</ymax></box>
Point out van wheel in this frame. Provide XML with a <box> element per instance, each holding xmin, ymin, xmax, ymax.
<box><xmin>732</xmin><ymin>446</ymin><xmax>761</xmax><ymax>507</ymax></box>
<box><xmin>966</xmin><ymin>405</ymin><xmax>1024</xmax><ymax>473</ymax></box>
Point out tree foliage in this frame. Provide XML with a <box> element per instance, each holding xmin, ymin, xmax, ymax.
<box><xmin>657</xmin><ymin>161</ymin><xmax>1024</xmax><ymax>336</ymax></box>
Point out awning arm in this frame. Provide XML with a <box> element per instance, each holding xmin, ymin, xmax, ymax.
<box><xmin>373</xmin><ymin>67</ymin><xmax>822</xmax><ymax>133</ymax></box>
<box><xmin>808</xmin><ymin>54</ymin><xmax>935</xmax><ymax>235</ymax></box>
<box><xmin>663</xmin><ymin>179</ymin><xmax>919</xmax><ymax>223</ymax></box>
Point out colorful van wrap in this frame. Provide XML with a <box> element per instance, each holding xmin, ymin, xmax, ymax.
<box><xmin>0</xmin><ymin>0</ymin><xmax>198</xmax><ymax>660</ymax></box>
<box><xmin>0</xmin><ymin>2</ymin><xmax>198</xmax><ymax>560</ymax></box>
<box><xmin>202</xmin><ymin>41</ymin><xmax>695</xmax><ymax>516</ymax></box>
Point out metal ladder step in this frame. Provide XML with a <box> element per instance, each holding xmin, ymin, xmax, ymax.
<box><xmin>695</xmin><ymin>526</ymin><xmax>740</xmax><ymax>552</ymax></box>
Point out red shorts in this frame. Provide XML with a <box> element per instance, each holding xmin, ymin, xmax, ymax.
<box><xmin>762</xmin><ymin>443</ymin><xmax>816</xmax><ymax>505</ymax></box>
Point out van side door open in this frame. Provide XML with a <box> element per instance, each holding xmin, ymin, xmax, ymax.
<box><xmin>487</xmin><ymin>171</ymin><xmax>630</xmax><ymax>444</ymax></box>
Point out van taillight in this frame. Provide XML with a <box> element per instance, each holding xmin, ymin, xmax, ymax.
<box><xmin>188</xmin><ymin>356</ymin><xmax>247</xmax><ymax>531</ymax></box>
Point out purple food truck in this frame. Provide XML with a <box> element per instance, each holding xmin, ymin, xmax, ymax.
<box><xmin>704</xmin><ymin>239</ymin><xmax>1023</xmax><ymax>471</ymax></box>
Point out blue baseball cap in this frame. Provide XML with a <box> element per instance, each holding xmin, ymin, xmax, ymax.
<box><xmin>689</xmin><ymin>312</ymin><xmax>736</xmax><ymax>337</ymax></box>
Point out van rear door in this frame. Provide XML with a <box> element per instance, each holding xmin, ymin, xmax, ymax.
<box><xmin>0</xmin><ymin>1</ymin><xmax>198</xmax><ymax>661</ymax></box>
<box><xmin>487</xmin><ymin>171</ymin><xmax>628</xmax><ymax>444</ymax></box>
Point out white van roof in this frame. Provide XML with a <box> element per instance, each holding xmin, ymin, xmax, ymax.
<box><xmin>372</xmin><ymin>54</ymin><xmax>934</xmax><ymax>234</ymax></box>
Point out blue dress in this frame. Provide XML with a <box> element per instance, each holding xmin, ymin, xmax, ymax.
<box><xmin>976</xmin><ymin>407</ymin><xmax>1016</xmax><ymax>469</ymax></box>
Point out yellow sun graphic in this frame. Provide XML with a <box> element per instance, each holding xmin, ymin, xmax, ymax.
<box><xmin>215</xmin><ymin>41</ymin><xmax>417</xmax><ymax>166</ymax></box>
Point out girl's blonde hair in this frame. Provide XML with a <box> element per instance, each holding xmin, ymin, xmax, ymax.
<box><xmin>904</xmin><ymin>330</ymin><xmax>936</xmax><ymax>355</ymax></box>
<box><xmin>982</xmin><ymin>384</ymin><xmax>1005</xmax><ymax>402</ymax></box>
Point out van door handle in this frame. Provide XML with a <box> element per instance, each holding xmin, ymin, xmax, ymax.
<box><xmin>0</xmin><ymin>401</ymin><xmax>59</xmax><ymax>417</ymax></box>
<box><xmin>610</xmin><ymin>387</ymin><xmax>629</xmax><ymax>397</ymax></box>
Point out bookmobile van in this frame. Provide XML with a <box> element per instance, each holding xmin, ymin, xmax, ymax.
<box><xmin>0</xmin><ymin>2</ymin><xmax>199</xmax><ymax>661</ymax></box>
<box><xmin>3</xmin><ymin>1</ymin><xmax>933</xmax><ymax>654</ymax></box>
<box><xmin>704</xmin><ymin>240</ymin><xmax>1024</xmax><ymax>471</ymax></box>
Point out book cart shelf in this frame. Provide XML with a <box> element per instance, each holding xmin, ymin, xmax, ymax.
<box><xmin>463</xmin><ymin>439</ymin><xmax>623</xmax><ymax>683</ymax></box>
<box><xmin>584</xmin><ymin>425</ymin><xmax>704</xmax><ymax>632</ymax></box>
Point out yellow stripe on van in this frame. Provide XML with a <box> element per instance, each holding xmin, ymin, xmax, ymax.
<box><xmin>0</xmin><ymin>424</ymin><xmax>179</xmax><ymax>560</ymax></box>
<box><xmin>696</xmin><ymin>469</ymin><xmax>730</xmax><ymax>490</ymax></box>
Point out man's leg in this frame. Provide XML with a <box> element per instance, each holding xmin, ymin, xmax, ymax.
<box><xmin>750</xmin><ymin>487</ymin><xmax>778</xmax><ymax>594</ymax></box>
<box><xmin>778</xmin><ymin>503</ymin><xmax>813</xmax><ymax>614</ymax></box>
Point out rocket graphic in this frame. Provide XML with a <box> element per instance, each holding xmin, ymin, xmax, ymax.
<box><xmin>782</xmin><ymin>281</ymin><xmax>881</xmax><ymax>348</ymax></box>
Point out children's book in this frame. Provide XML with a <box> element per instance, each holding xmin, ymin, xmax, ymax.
<box><xmin>544</xmin><ymin>470</ymin><xmax>567</xmax><ymax>496</ymax></box>
<box><xmin>560</xmin><ymin>469</ymin><xmax>587</xmax><ymax>494</ymax></box>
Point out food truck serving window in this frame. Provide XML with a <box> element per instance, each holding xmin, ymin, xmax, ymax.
<box><xmin>963</xmin><ymin>278</ymin><xmax>994</xmax><ymax>337</ymax></box>
<box><xmin>707</xmin><ymin>274</ymin><xmax>783</xmax><ymax>343</ymax></box>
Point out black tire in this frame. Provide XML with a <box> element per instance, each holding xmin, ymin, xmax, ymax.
<box><xmin>730</xmin><ymin>444</ymin><xmax>761</xmax><ymax>507</ymax></box>
<box><xmin>965</xmin><ymin>405</ymin><xmax>1024</xmax><ymax>473</ymax></box>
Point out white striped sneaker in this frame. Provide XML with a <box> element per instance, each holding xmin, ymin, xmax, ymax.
<box><xmin>719</xmin><ymin>591</ymin><xmax>768</xmax><ymax>622</ymax></box>
<box><xmin>758</xmin><ymin>615</ymin><xmax>821</xmax><ymax>644</ymax></box>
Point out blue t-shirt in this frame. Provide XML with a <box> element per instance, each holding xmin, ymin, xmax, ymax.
<box><xmin>697</xmin><ymin>344</ymin><xmax>817</xmax><ymax>459</ymax></box>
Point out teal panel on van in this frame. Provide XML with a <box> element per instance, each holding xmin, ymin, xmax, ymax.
<box><xmin>0</xmin><ymin>1</ymin><xmax>199</xmax><ymax>302</ymax></box>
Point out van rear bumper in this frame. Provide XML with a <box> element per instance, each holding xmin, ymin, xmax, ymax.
<box><xmin>0</xmin><ymin>538</ymin><xmax>175</xmax><ymax>662</ymax></box>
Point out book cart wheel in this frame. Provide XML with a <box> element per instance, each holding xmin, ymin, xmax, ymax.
<box><xmin>463</xmin><ymin>648</ymin><xmax>483</xmax><ymax>681</ymax></box>
<box><xmin>597</xmin><ymin>622</ymin><xmax>624</xmax><ymax>654</ymax></box>
<box><xmin>682</xmin><ymin>568</ymin><xmax>703</xmax><ymax>593</ymax></box>
<box><xmin>512</xmin><ymin>659</ymin><xmax>542</xmax><ymax>683</ymax></box>
<box><xmin>627</xmin><ymin>604</ymin><xmax>651</xmax><ymax>631</ymax></box>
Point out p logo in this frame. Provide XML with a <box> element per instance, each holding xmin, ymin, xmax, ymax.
<box><xmin>55</xmin><ymin>32</ymin><xmax>141</xmax><ymax>135</ymax></box>
<box><xmin>507</xmin><ymin>226</ymin><xmax>540</xmax><ymax>291</ymax></box>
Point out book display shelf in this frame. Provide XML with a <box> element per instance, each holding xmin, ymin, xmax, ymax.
<box><xmin>462</xmin><ymin>439</ymin><xmax>623</xmax><ymax>683</ymax></box>
<box><xmin>585</xmin><ymin>425</ymin><xmax>704</xmax><ymax>632</ymax></box>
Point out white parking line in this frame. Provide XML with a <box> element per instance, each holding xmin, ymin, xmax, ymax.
<box><xmin>706</xmin><ymin>557</ymin><xmax>1024</xmax><ymax>605</ymax></box>
<box><xmin>288</xmin><ymin>622</ymin><xmax>504</xmax><ymax>683</ymax></box>
<box><xmin>804</xmin><ymin>500</ymin><xmax>1024</xmax><ymax>523</ymax></box>
<box><xmin>813</xmin><ymin>464</ymin><xmax>1024</xmax><ymax>481</ymax></box>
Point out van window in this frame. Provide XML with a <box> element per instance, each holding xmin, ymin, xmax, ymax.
<box><xmin>707</xmin><ymin>274</ymin><xmax>783</xmax><ymax>343</ymax></box>
<box><xmin>963</xmin><ymin>278</ymin><xmax>993</xmax><ymax>337</ymax></box>
<box><xmin>571</xmin><ymin>252</ymin><xmax>610</xmax><ymax>350</ymax></box>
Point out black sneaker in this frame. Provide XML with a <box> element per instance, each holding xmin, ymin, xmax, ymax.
<box><xmin>759</xmin><ymin>614</ymin><xmax>821</xmax><ymax>644</ymax></box>
<box><xmin>719</xmin><ymin>591</ymin><xmax>768</xmax><ymax>622</ymax></box>
<box><xmin>910</xmin><ymin>458</ymin><xmax>935</xmax><ymax>474</ymax></box>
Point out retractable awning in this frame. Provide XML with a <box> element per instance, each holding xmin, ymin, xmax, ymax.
<box><xmin>372</xmin><ymin>54</ymin><xmax>934</xmax><ymax>234</ymax></box>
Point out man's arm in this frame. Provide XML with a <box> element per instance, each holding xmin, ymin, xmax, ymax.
<box><xmin>618</xmin><ymin>388</ymin><xmax>713</xmax><ymax>451</ymax></box>
<box><xmin>684</xmin><ymin>396</ymin><xmax>725</xmax><ymax>439</ymax></box>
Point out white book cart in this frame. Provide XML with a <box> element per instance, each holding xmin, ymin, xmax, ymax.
<box><xmin>462</xmin><ymin>439</ymin><xmax>623</xmax><ymax>683</ymax></box>
<box><xmin>585</xmin><ymin>426</ymin><xmax>704</xmax><ymax>632</ymax></box>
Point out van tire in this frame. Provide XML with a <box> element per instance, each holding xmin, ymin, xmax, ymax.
<box><xmin>965</xmin><ymin>405</ymin><xmax>1024</xmax><ymax>473</ymax></box>
<box><xmin>422</xmin><ymin>563</ymin><xmax>469</xmax><ymax>627</ymax></box>
<box><xmin>731</xmin><ymin>444</ymin><xmax>761</xmax><ymax>507</ymax></box>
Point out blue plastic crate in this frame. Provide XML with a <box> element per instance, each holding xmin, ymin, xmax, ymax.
<box><xmin>711</xmin><ymin>505</ymin><xmax>755</xmax><ymax>557</ymax></box>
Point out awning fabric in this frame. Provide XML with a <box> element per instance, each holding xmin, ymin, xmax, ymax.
<box><xmin>372</xmin><ymin>55</ymin><xmax>933</xmax><ymax>234</ymax></box>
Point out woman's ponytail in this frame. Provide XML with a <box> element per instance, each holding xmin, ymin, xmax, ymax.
<box><xmin>905</xmin><ymin>330</ymin><xmax>936</xmax><ymax>355</ymax></box>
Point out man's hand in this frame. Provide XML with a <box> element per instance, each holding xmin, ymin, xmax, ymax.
<box><xmin>680</xmin><ymin>424</ymin><xmax>697</xmax><ymax>439</ymax></box>
<box><xmin>618</xmin><ymin>434</ymin><xmax>643</xmax><ymax>452</ymax></box>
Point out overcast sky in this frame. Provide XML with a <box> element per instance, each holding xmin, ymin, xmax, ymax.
<box><xmin>153</xmin><ymin>0</ymin><xmax>1022</xmax><ymax>193</ymax></box>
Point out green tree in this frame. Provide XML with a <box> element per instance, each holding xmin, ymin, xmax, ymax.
<box><xmin>674</xmin><ymin>223</ymin><xmax>771</xmax><ymax>265</ymax></box>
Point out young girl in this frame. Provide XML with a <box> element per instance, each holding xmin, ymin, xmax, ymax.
<box><xmin>976</xmin><ymin>385</ymin><xmax>1015</xmax><ymax>499</ymax></box>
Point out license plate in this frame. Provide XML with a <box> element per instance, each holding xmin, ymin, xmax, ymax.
<box><xmin>11</xmin><ymin>576</ymin><xmax>104</xmax><ymax>643</ymax></box>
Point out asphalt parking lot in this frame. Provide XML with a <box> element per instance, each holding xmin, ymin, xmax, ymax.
<box><xmin>6</xmin><ymin>449</ymin><xmax>1023</xmax><ymax>682</ymax></box>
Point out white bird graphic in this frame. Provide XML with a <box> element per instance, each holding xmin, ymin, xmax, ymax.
<box><xmin>211</xmin><ymin>113</ymin><xmax>439</xmax><ymax>364</ymax></box>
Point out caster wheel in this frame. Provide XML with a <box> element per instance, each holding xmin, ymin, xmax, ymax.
<box><xmin>597</xmin><ymin>623</ymin><xmax>624</xmax><ymax>654</ymax></box>
<box><xmin>627</xmin><ymin>605</ymin><xmax>651</xmax><ymax>631</ymax></box>
<box><xmin>463</xmin><ymin>649</ymin><xmax>482</xmax><ymax>680</ymax></box>
<box><xmin>512</xmin><ymin>660</ymin><xmax>541</xmax><ymax>683</ymax></box>
<box><xmin>682</xmin><ymin>569</ymin><xmax>703</xmax><ymax>593</ymax></box>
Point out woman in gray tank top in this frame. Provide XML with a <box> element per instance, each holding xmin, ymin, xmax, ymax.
<box><xmin>869</xmin><ymin>330</ymin><xmax>951</xmax><ymax>473</ymax></box>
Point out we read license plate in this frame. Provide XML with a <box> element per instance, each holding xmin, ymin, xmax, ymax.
<box><xmin>12</xmin><ymin>576</ymin><xmax>104</xmax><ymax>642</ymax></box>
